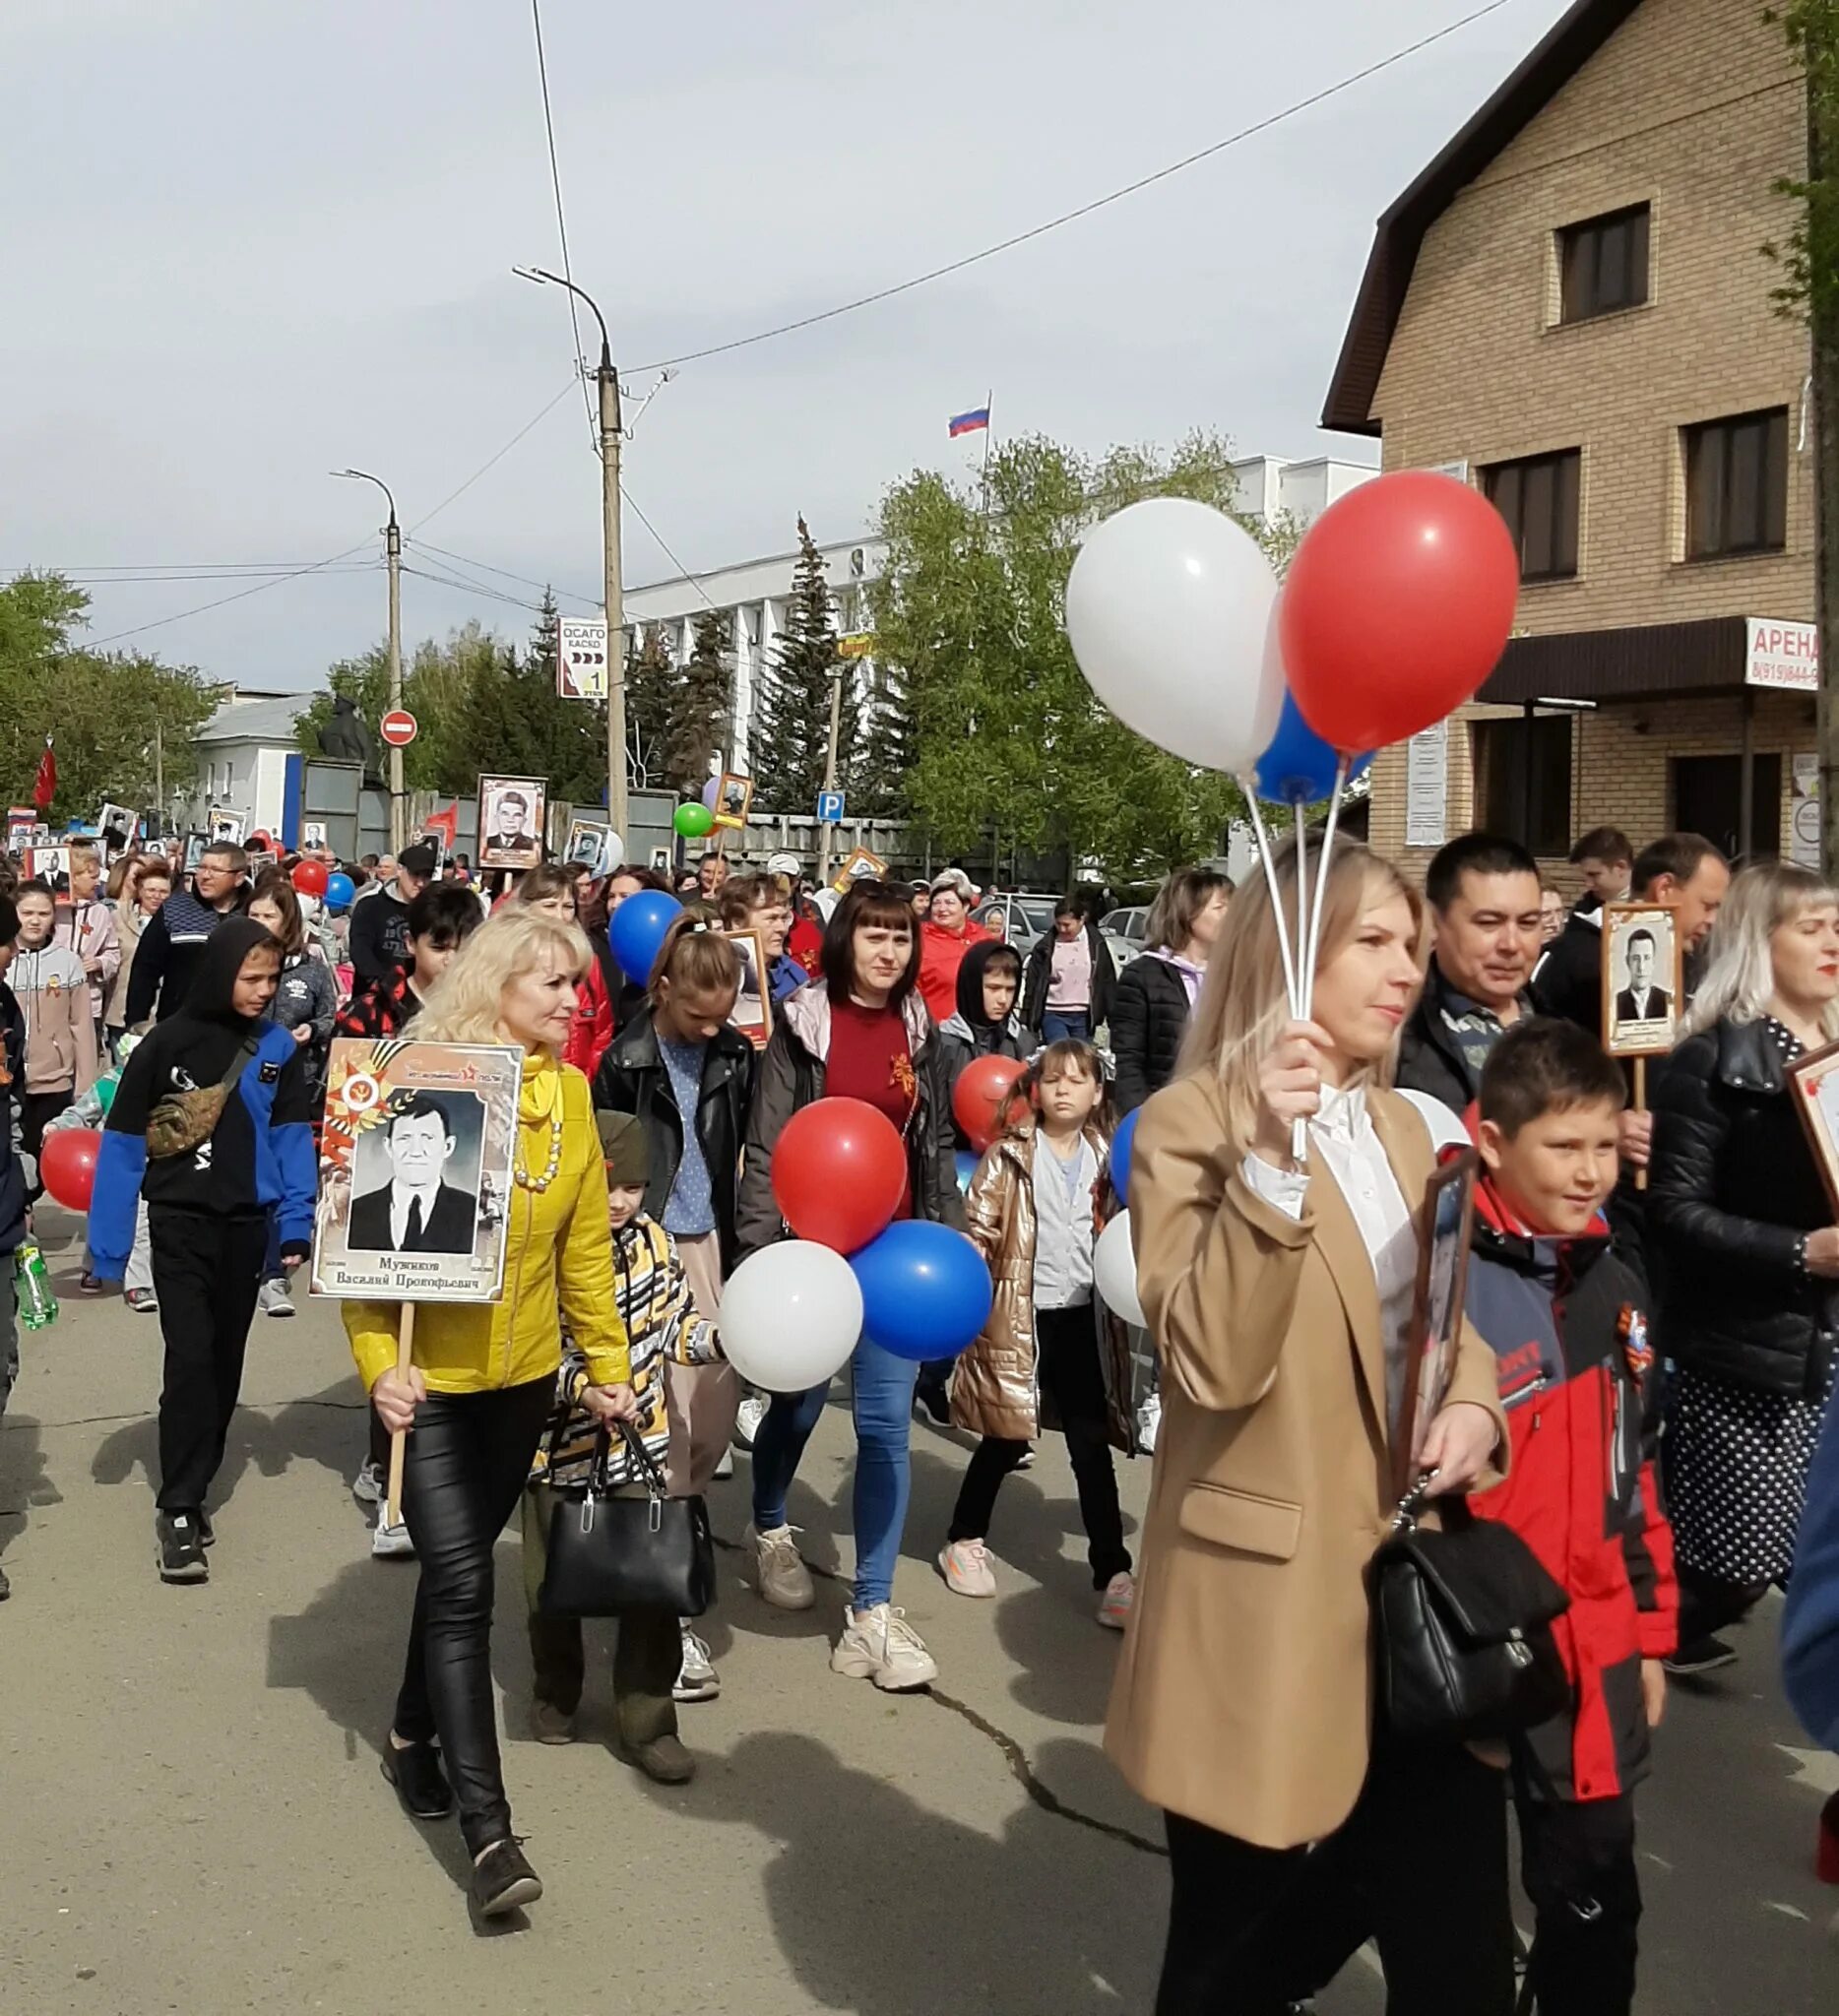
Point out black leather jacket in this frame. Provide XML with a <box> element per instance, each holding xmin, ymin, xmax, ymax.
<box><xmin>1648</xmin><ymin>1016</ymin><xmax>1839</xmax><ymax>1400</ymax></box>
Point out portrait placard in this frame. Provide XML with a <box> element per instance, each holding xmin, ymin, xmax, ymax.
<box><xmin>182</xmin><ymin>832</ymin><xmax>208</xmax><ymax>874</ymax></box>
<box><xmin>648</xmin><ymin>845</ymin><xmax>672</xmax><ymax>875</ymax></box>
<box><xmin>1790</xmin><ymin>1040</ymin><xmax>1839</xmax><ymax>1217</ymax></box>
<box><xmin>1601</xmin><ymin>902</ymin><xmax>1682</xmax><ymax>1059</ymax></box>
<box><xmin>723</xmin><ymin>927</ymin><xmax>773</xmax><ymax>1049</ymax></box>
<box><xmin>711</xmin><ymin>772</ymin><xmax>754</xmax><ymax>834</ymax></box>
<box><xmin>312</xmin><ymin>1038</ymin><xmax>524</xmax><ymax>1302</ymax></box>
<box><xmin>1394</xmin><ymin>1149</ymin><xmax>1479</xmax><ymax>1499</ymax></box>
<box><xmin>24</xmin><ymin>845</ymin><xmax>70</xmax><ymax>887</ymax></box>
<box><xmin>96</xmin><ymin>802</ymin><xmax>135</xmax><ymax>860</ymax></box>
<box><xmin>829</xmin><ymin>845</ymin><xmax>887</xmax><ymax>896</ymax></box>
<box><xmin>477</xmin><ymin>775</ymin><xmax>547</xmax><ymax>872</ymax></box>
<box><xmin>210</xmin><ymin>811</ymin><xmax>245</xmax><ymax>845</ymax></box>
<box><xmin>564</xmin><ymin>816</ymin><xmax>615</xmax><ymax>878</ymax></box>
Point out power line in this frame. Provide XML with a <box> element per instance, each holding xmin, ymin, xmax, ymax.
<box><xmin>407</xmin><ymin>375</ymin><xmax>581</xmax><ymax>535</ymax></box>
<box><xmin>619</xmin><ymin>485</ymin><xmax>721</xmax><ymax>612</ymax></box>
<box><xmin>409</xmin><ymin>538</ymin><xmax>599</xmax><ymax>606</ymax></box>
<box><xmin>58</xmin><ymin>565</ymin><xmax>378</xmax><ymax>586</ymax></box>
<box><xmin>627</xmin><ymin>0</ymin><xmax>1516</xmax><ymax>374</ymax></box>
<box><xmin>85</xmin><ymin>540</ymin><xmax>378</xmax><ymax>647</ymax></box>
<box><xmin>400</xmin><ymin>563</ymin><xmax>551</xmax><ymax>615</ymax></box>
<box><xmin>529</xmin><ymin>0</ymin><xmax>595</xmax><ymax>445</ymax></box>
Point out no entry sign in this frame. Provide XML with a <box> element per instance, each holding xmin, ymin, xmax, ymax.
<box><xmin>380</xmin><ymin>709</ymin><xmax>418</xmax><ymax>747</ymax></box>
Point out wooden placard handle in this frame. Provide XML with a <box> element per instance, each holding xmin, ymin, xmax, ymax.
<box><xmin>1633</xmin><ymin>1058</ymin><xmax>1649</xmax><ymax>1192</ymax></box>
<box><xmin>385</xmin><ymin>1303</ymin><xmax>416</xmax><ymax>1529</ymax></box>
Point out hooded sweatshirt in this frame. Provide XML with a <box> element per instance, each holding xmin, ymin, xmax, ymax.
<box><xmin>11</xmin><ymin>940</ymin><xmax>100</xmax><ymax>1097</ymax></box>
<box><xmin>90</xmin><ymin>917</ymin><xmax>317</xmax><ymax>1278</ymax></box>
<box><xmin>930</xmin><ymin>940</ymin><xmax>1030</xmax><ymax>1150</ymax></box>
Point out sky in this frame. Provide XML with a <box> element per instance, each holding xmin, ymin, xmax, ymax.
<box><xmin>1</xmin><ymin>0</ymin><xmax>1576</xmax><ymax>694</ymax></box>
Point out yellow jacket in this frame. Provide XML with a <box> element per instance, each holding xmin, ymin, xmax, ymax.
<box><xmin>345</xmin><ymin>1053</ymin><xmax>631</xmax><ymax>1396</ymax></box>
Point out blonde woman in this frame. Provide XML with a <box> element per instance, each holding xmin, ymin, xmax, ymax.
<box><xmin>1649</xmin><ymin>862</ymin><xmax>1839</xmax><ymax>1676</ymax></box>
<box><xmin>345</xmin><ymin>909</ymin><xmax>635</xmax><ymax>1919</ymax></box>
<box><xmin>1107</xmin><ymin>841</ymin><xmax>1512</xmax><ymax>2014</ymax></box>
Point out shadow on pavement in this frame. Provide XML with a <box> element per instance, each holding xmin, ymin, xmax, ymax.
<box><xmin>0</xmin><ymin>1413</ymin><xmax>61</xmax><ymax>1573</ymax></box>
<box><xmin>90</xmin><ymin>1379</ymin><xmax>366</xmax><ymax>1510</ymax></box>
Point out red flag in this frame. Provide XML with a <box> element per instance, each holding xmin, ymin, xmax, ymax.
<box><xmin>32</xmin><ymin>736</ymin><xmax>55</xmax><ymax>813</ymax></box>
<box><xmin>424</xmin><ymin>801</ymin><xmax>459</xmax><ymax>850</ymax></box>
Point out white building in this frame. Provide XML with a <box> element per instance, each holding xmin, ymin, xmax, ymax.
<box><xmin>622</xmin><ymin>452</ymin><xmax>1376</xmax><ymax>771</ymax></box>
<box><xmin>184</xmin><ymin>689</ymin><xmax>309</xmax><ymax>838</ymax></box>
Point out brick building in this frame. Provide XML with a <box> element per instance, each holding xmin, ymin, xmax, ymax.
<box><xmin>1322</xmin><ymin>0</ymin><xmax>1817</xmax><ymax>886</ymax></box>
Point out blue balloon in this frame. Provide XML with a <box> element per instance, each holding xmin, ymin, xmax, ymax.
<box><xmin>324</xmin><ymin>871</ymin><xmax>356</xmax><ymax>913</ymax></box>
<box><xmin>1253</xmin><ymin>692</ymin><xmax>1374</xmax><ymax>806</ymax></box>
<box><xmin>608</xmin><ymin>889</ymin><xmax>682</xmax><ymax>984</ymax></box>
<box><xmin>954</xmin><ymin>1150</ymin><xmax>980</xmax><ymax>1195</ymax></box>
<box><xmin>1109</xmin><ymin>1107</ymin><xmax>1141</xmax><ymax>1205</ymax></box>
<box><xmin>850</xmin><ymin>1220</ymin><xmax>994</xmax><ymax>1363</ymax></box>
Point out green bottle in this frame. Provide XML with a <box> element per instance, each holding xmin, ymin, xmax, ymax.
<box><xmin>15</xmin><ymin>1240</ymin><xmax>57</xmax><ymax>1331</ymax></box>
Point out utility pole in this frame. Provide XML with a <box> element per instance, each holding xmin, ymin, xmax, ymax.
<box><xmin>153</xmin><ymin>721</ymin><xmax>163</xmax><ymax>821</ymax></box>
<box><xmin>333</xmin><ymin>469</ymin><xmax>404</xmax><ymax>852</ymax></box>
<box><xmin>515</xmin><ymin>267</ymin><xmax>627</xmax><ymax>843</ymax></box>
<box><xmin>815</xmin><ymin>663</ymin><xmax>845</xmax><ymax>886</ymax></box>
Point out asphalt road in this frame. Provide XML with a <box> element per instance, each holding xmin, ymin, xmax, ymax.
<box><xmin>1</xmin><ymin>1213</ymin><xmax>1834</xmax><ymax>2016</ymax></box>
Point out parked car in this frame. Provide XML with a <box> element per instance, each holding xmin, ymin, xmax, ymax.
<box><xmin>971</xmin><ymin>891</ymin><xmax>1060</xmax><ymax>953</ymax></box>
<box><xmin>1101</xmin><ymin>905</ymin><xmax>1149</xmax><ymax>949</ymax></box>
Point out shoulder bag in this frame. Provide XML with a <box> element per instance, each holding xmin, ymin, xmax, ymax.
<box><xmin>145</xmin><ymin>1030</ymin><xmax>262</xmax><ymax>1161</ymax></box>
<box><xmin>539</xmin><ymin>1419</ymin><xmax>716</xmax><ymax>1619</ymax></box>
<box><xmin>1371</xmin><ymin>1473</ymin><xmax>1571</xmax><ymax>1742</ymax></box>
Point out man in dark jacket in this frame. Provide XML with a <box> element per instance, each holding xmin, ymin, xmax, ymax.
<box><xmin>1533</xmin><ymin>825</ymin><xmax>1633</xmax><ymax>1038</ymax></box>
<box><xmin>1395</xmin><ymin>833</ymin><xmax>1543</xmax><ymax>1116</ymax></box>
<box><xmin>348</xmin><ymin>842</ymin><xmax>436</xmax><ymax>986</ymax></box>
<box><xmin>0</xmin><ymin>897</ymin><xmax>29</xmax><ymax>1600</ymax></box>
<box><xmin>1021</xmin><ymin>895</ymin><xmax>1112</xmax><ymax>1040</ymax></box>
<box><xmin>124</xmin><ymin>842</ymin><xmax>250</xmax><ymax>1025</ymax></box>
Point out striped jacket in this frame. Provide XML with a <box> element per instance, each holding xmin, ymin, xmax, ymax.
<box><xmin>529</xmin><ymin>1213</ymin><xmax>718</xmax><ymax>1491</ymax></box>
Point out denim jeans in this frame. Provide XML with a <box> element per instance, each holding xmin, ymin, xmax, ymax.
<box><xmin>749</xmin><ymin>1335</ymin><xmax>919</xmax><ymax>1609</ymax></box>
<box><xmin>1042</xmin><ymin>1008</ymin><xmax>1091</xmax><ymax>1044</ymax></box>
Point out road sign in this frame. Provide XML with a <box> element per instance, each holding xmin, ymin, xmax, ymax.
<box><xmin>559</xmin><ymin>615</ymin><xmax>609</xmax><ymax>700</ymax></box>
<box><xmin>379</xmin><ymin>709</ymin><xmax>418</xmax><ymax>747</ymax></box>
<box><xmin>816</xmin><ymin>790</ymin><xmax>845</xmax><ymax>824</ymax></box>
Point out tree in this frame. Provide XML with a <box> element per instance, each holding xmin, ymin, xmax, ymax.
<box><xmin>625</xmin><ymin>624</ymin><xmax>677</xmax><ymax>790</ymax></box>
<box><xmin>868</xmin><ymin>431</ymin><xmax>1271</xmax><ymax>879</ymax></box>
<box><xmin>0</xmin><ymin>572</ymin><xmax>220</xmax><ymax>819</ymax></box>
<box><xmin>665</xmin><ymin>609</ymin><xmax>730</xmax><ymax>794</ymax></box>
<box><xmin>751</xmin><ymin>517</ymin><xmax>855</xmax><ymax>813</ymax></box>
<box><xmin>855</xmin><ymin>659</ymin><xmax>916</xmax><ymax>817</ymax></box>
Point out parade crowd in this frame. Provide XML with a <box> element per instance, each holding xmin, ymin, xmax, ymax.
<box><xmin>2</xmin><ymin>807</ymin><xmax>1838</xmax><ymax>2013</ymax></box>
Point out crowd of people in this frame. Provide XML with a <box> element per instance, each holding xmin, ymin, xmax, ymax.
<box><xmin>1</xmin><ymin>802</ymin><xmax>1837</xmax><ymax>1995</ymax></box>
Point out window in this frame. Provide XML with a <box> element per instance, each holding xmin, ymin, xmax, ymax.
<box><xmin>1483</xmin><ymin>450</ymin><xmax>1581</xmax><ymax>581</ymax></box>
<box><xmin>1559</xmin><ymin>204</ymin><xmax>1650</xmax><ymax>321</ymax></box>
<box><xmin>1685</xmin><ymin>409</ymin><xmax>1788</xmax><ymax>558</ymax></box>
<box><xmin>1473</xmin><ymin>713</ymin><xmax>1574</xmax><ymax>857</ymax></box>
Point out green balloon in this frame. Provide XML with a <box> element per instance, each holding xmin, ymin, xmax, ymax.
<box><xmin>674</xmin><ymin>802</ymin><xmax>715</xmax><ymax>839</ymax></box>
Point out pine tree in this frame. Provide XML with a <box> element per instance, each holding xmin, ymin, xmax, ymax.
<box><xmin>751</xmin><ymin>516</ymin><xmax>855</xmax><ymax>814</ymax></box>
<box><xmin>855</xmin><ymin>660</ymin><xmax>915</xmax><ymax>816</ymax></box>
<box><xmin>665</xmin><ymin>608</ymin><xmax>730</xmax><ymax>793</ymax></box>
<box><xmin>624</xmin><ymin>624</ymin><xmax>677</xmax><ymax>790</ymax></box>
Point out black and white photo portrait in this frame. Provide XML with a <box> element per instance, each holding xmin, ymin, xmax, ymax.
<box><xmin>1603</xmin><ymin>903</ymin><xmax>1682</xmax><ymax>1058</ymax></box>
<box><xmin>347</xmin><ymin>1090</ymin><xmax>484</xmax><ymax>1254</ymax></box>
<box><xmin>477</xmin><ymin>775</ymin><xmax>547</xmax><ymax>871</ymax></box>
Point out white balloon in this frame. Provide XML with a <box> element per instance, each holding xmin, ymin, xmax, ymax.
<box><xmin>1094</xmin><ymin>1211</ymin><xmax>1146</xmax><ymax>1327</ymax></box>
<box><xmin>718</xmin><ymin>1240</ymin><xmax>862</xmax><ymax>1394</ymax></box>
<box><xmin>1065</xmin><ymin>497</ymin><xmax>1285</xmax><ymax>776</ymax></box>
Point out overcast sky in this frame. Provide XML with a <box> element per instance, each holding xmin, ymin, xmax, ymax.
<box><xmin>2</xmin><ymin>0</ymin><xmax>1573</xmax><ymax>693</ymax></box>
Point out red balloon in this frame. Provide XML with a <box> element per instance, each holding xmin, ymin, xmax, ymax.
<box><xmin>771</xmin><ymin>1097</ymin><xmax>908</xmax><ymax>1253</ymax></box>
<box><xmin>41</xmin><ymin>1127</ymin><xmax>100</xmax><ymax>1213</ymax></box>
<box><xmin>1280</xmin><ymin>472</ymin><xmax>1520</xmax><ymax>752</ymax></box>
<box><xmin>291</xmin><ymin>858</ymin><xmax>330</xmax><ymax>897</ymax></box>
<box><xmin>952</xmin><ymin>1054</ymin><xmax>1028</xmax><ymax>1153</ymax></box>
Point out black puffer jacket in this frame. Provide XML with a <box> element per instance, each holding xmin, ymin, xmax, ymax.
<box><xmin>1648</xmin><ymin>1016</ymin><xmax>1839</xmax><ymax>1400</ymax></box>
<box><xmin>1110</xmin><ymin>953</ymin><xmax>1192</xmax><ymax>1115</ymax></box>
<box><xmin>1020</xmin><ymin>918</ymin><xmax>1113</xmax><ymax>1033</ymax></box>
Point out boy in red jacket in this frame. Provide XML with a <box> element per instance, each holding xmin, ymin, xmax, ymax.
<box><xmin>1468</xmin><ymin>1018</ymin><xmax>1679</xmax><ymax>2016</ymax></box>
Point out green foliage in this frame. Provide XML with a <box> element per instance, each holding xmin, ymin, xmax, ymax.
<box><xmin>625</xmin><ymin>625</ymin><xmax>676</xmax><ymax>789</ymax></box>
<box><xmin>752</xmin><ymin>518</ymin><xmax>856</xmax><ymax>813</ymax></box>
<box><xmin>666</xmin><ymin>609</ymin><xmax>731</xmax><ymax>795</ymax></box>
<box><xmin>1763</xmin><ymin>5</ymin><xmax>1839</xmax><ymax>325</ymax></box>
<box><xmin>867</xmin><ymin>431</ymin><xmax>1271</xmax><ymax>878</ymax></box>
<box><xmin>0</xmin><ymin>571</ymin><xmax>220</xmax><ymax>818</ymax></box>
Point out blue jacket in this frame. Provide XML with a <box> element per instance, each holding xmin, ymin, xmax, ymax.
<box><xmin>1784</xmin><ymin>1399</ymin><xmax>1839</xmax><ymax>1751</ymax></box>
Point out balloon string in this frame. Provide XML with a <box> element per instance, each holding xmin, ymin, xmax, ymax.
<box><xmin>1291</xmin><ymin>797</ymin><xmax>1311</xmax><ymax>1166</ymax></box>
<box><xmin>1241</xmin><ymin>783</ymin><xmax>1300</xmax><ymax>1015</ymax></box>
<box><xmin>1301</xmin><ymin>757</ymin><xmax>1352</xmax><ymax>1022</ymax></box>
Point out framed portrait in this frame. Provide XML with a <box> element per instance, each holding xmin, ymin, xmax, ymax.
<box><xmin>711</xmin><ymin>771</ymin><xmax>754</xmax><ymax>833</ymax></box>
<box><xmin>95</xmin><ymin>802</ymin><xmax>135</xmax><ymax>860</ymax></box>
<box><xmin>1791</xmin><ymin>1040</ymin><xmax>1839</xmax><ymax>1216</ymax></box>
<box><xmin>477</xmin><ymin>775</ymin><xmax>547</xmax><ymax>871</ymax></box>
<box><xmin>723</xmin><ymin>926</ymin><xmax>773</xmax><ymax>1049</ymax></box>
<box><xmin>24</xmin><ymin>845</ymin><xmax>71</xmax><ymax>887</ymax></box>
<box><xmin>1394</xmin><ymin>1148</ymin><xmax>1479</xmax><ymax>1499</ymax></box>
<box><xmin>564</xmin><ymin>816</ymin><xmax>614</xmax><ymax>878</ymax></box>
<box><xmin>648</xmin><ymin>845</ymin><xmax>672</xmax><ymax>875</ymax></box>
<box><xmin>182</xmin><ymin>831</ymin><xmax>208</xmax><ymax>874</ymax></box>
<box><xmin>302</xmin><ymin>820</ymin><xmax>329</xmax><ymax>851</ymax></box>
<box><xmin>312</xmin><ymin>1038</ymin><xmax>525</xmax><ymax>1302</ymax></box>
<box><xmin>829</xmin><ymin>845</ymin><xmax>887</xmax><ymax>896</ymax></box>
<box><xmin>210</xmin><ymin>810</ymin><xmax>245</xmax><ymax>845</ymax></box>
<box><xmin>1601</xmin><ymin>901</ymin><xmax>1682</xmax><ymax>1058</ymax></box>
<box><xmin>5</xmin><ymin>807</ymin><xmax>34</xmax><ymax>852</ymax></box>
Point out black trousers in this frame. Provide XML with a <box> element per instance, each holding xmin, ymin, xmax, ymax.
<box><xmin>948</xmin><ymin>1302</ymin><xmax>1130</xmax><ymax>1587</ymax></box>
<box><xmin>393</xmin><ymin>1378</ymin><xmax>554</xmax><ymax>1856</ymax></box>
<box><xmin>149</xmin><ymin>1208</ymin><xmax>268</xmax><ymax>1513</ymax></box>
<box><xmin>1518</xmin><ymin>1792</ymin><xmax>1641</xmax><ymax>2016</ymax></box>
<box><xmin>1676</xmin><ymin>1559</ymin><xmax>1770</xmax><ymax>1646</ymax></box>
<box><xmin>1157</xmin><ymin>1729</ymin><xmax>1515</xmax><ymax>2016</ymax></box>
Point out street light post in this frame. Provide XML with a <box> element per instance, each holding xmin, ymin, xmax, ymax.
<box><xmin>514</xmin><ymin>267</ymin><xmax>628</xmax><ymax>845</ymax></box>
<box><xmin>332</xmin><ymin>469</ymin><xmax>404</xmax><ymax>852</ymax></box>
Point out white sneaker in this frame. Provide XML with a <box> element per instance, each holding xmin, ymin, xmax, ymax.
<box><xmin>830</xmin><ymin>1604</ymin><xmax>939</xmax><ymax>1691</ymax></box>
<box><xmin>713</xmin><ymin>1445</ymin><xmax>735</xmax><ymax>1480</ymax></box>
<box><xmin>938</xmin><ymin>1539</ymin><xmax>997</xmax><ymax>1598</ymax></box>
<box><xmin>734</xmin><ymin>1393</ymin><xmax>768</xmax><ymax>1449</ymax></box>
<box><xmin>258</xmin><ymin>1277</ymin><xmax>294</xmax><ymax>1319</ymax></box>
<box><xmin>351</xmin><ymin>1461</ymin><xmax>385</xmax><ymax>1509</ymax></box>
<box><xmin>1097</xmin><ymin>1571</ymin><xmax>1135</xmax><ymax>1630</ymax></box>
<box><xmin>371</xmin><ymin>1517</ymin><xmax>415</xmax><ymax>1559</ymax></box>
<box><xmin>747</xmin><ymin>1523</ymin><xmax>815</xmax><ymax>1610</ymax></box>
<box><xmin>673</xmin><ymin>1625</ymin><xmax>721</xmax><ymax>1702</ymax></box>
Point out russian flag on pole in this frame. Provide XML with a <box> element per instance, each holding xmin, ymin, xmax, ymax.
<box><xmin>948</xmin><ymin>407</ymin><xmax>990</xmax><ymax>439</ymax></box>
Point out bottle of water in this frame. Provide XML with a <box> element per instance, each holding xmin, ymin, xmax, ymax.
<box><xmin>15</xmin><ymin>1241</ymin><xmax>57</xmax><ymax>1331</ymax></box>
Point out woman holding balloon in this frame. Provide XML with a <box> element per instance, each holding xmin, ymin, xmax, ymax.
<box><xmin>733</xmin><ymin>878</ymin><xmax>969</xmax><ymax>1689</ymax></box>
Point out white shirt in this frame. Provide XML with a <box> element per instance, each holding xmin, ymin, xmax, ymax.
<box><xmin>389</xmin><ymin>1179</ymin><xmax>441</xmax><ymax>1248</ymax></box>
<box><xmin>1033</xmin><ymin>1134</ymin><xmax>1101</xmax><ymax>1310</ymax></box>
<box><xmin>1240</xmin><ymin>1083</ymin><xmax>1468</xmax><ymax>1423</ymax></box>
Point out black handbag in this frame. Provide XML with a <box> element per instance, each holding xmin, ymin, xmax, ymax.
<box><xmin>1371</xmin><ymin>1474</ymin><xmax>1571</xmax><ymax>1742</ymax></box>
<box><xmin>538</xmin><ymin>1421</ymin><xmax>717</xmax><ymax>1619</ymax></box>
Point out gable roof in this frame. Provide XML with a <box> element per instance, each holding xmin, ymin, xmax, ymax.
<box><xmin>1321</xmin><ymin>0</ymin><xmax>1645</xmax><ymax>436</ymax></box>
<box><xmin>197</xmin><ymin>693</ymin><xmax>309</xmax><ymax>745</ymax></box>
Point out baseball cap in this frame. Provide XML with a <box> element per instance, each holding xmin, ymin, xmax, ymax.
<box><xmin>399</xmin><ymin>843</ymin><xmax>438</xmax><ymax>877</ymax></box>
<box><xmin>766</xmin><ymin>851</ymin><xmax>801</xmax><ymax>877</ymax></box>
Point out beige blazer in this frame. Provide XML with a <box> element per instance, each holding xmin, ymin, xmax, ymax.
<box><xmin>1104</xmin><ymin>1069</ymin><xmax>1507</xmax><ymax>1850</ymax></box>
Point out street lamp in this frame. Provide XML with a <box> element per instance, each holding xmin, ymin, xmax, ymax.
<box><xmin>331</xmin><ymin>468</ymin><xmax>405</xmax><ymax>852</ymax></box>
<box><xmin>514</xmin><ymin>265</ymin><xmax>627</xmax><ymax>844</ymax></box>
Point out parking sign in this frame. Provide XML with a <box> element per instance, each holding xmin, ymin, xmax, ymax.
<box><xmin>816</xmin><ymin>790</ymin><xmax>845</xmax><ymax>823</ymax></box>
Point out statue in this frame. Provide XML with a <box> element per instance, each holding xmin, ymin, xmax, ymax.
<box><xmin>318</xmin><ymin>694</ymin><xmax>385</xmax><ymax>788</ymax></box>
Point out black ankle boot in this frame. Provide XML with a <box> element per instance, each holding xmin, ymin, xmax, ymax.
<box><xmin>380</xmin><ymin>1735</ymin><xmax>454</xmax><ymax>1820</ymax></box>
